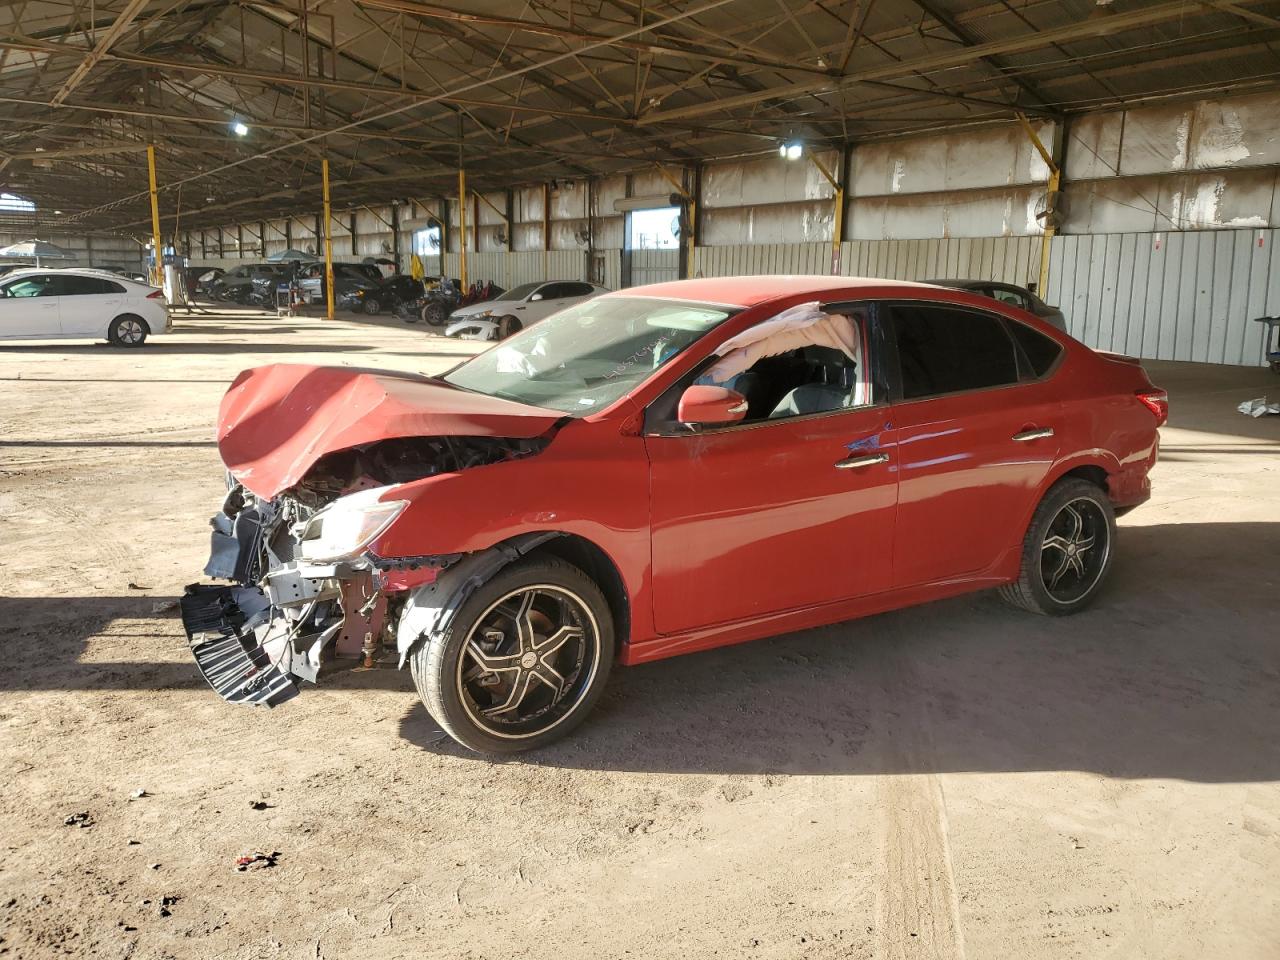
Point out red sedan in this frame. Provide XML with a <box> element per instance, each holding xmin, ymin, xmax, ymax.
<box><xmin>183</xmin><ymin>276</ymin><xmax>1166</xmax><ymax>753</ymax></box>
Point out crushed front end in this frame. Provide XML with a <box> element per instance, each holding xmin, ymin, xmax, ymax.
<box><xmin>183</xmin><ymin>433</ymin><xmax>543</xmax><ymax>707</ymax></box>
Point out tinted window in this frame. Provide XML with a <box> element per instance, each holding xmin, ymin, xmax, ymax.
<box><xmin>535</xmin><ymin>283</ymin><xmax>565</xmax><ymax>300</ymax></box>
<box><xmin>1007</xmin><ymin>320</ymin><xmax>1062</xmax><ymax>377</ymax></box>
<box><xmin>990</xmin><ymin>286</ymin><xmax>1030</xmax><ymax>310</ymax></box>
<box><xmin>892</xmin><ymin>305</ymin><xmax>1019</xmax><ymax>399</ymax></box>
<box><xmin>56</xmin><ymin>275</ymin><xmax>123</xmax><ymax>295</ymax></box>
<box><xmin>563</xmin><ymin>282</ymin><xmax>596</xmax><ymax>298</ymax></box>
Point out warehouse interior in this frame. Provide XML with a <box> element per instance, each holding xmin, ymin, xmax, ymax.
<box><xmin>2</xmin><ymin>1</ymin><xmax>1280</xmax><ymax>957</ymax></box>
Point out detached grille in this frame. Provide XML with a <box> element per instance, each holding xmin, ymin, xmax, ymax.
<box><xmin>181</xmin><ymin>584</ymin><xmax>298</xmax><ymax>708</ymax></box>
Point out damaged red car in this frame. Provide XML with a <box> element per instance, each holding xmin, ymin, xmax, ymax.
<box><xmin>183</xmin><ymin>276</ymin><xmax>1166</xmax><ymax>753</ymax></box>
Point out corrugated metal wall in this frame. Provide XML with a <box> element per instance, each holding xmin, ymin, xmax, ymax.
<box><xmin>692</xmin><ymin>237</ymin><xmax>1041</xmax><ymax>286</ymax></box>
<box><xmin>627</xmin><ymin>249</ymin><xmax>680</xmax><ymax>285</ymax></box>
<box><xmin>441</xmin><ymin>250</ymin><xmax>588</xmax><ymax>288</ymax></box>
<box><xmin>1046</xmin><ymin>229</ymin><xmax>1279</xmax><ymax>366</ymax></box>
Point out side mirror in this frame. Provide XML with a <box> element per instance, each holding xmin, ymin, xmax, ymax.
<box><xmin>529</xmin><ymin>292</ymin><xmax>544</xmax><ymax>301</ymax></box>
<box><xmin>677</xmin><ymin>385</ymin><xmax>748</xmax><ymax>426</ymax></box>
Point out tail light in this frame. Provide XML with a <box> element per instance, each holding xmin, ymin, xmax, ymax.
<box><xmin>146</xmin><ymin>290</ymin><xmax>165</xmax><ymax>300</ymax></box>
<box><xmin>1136</xmin><ymin>389</ymin><xmax>1168</xmax><ymax>427</ymax></box>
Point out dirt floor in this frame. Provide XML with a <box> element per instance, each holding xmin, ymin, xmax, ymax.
<box><xmin>1</xmin><ymin>304</ymin><xmax>1278</xmax><ymax>960</ymax></box>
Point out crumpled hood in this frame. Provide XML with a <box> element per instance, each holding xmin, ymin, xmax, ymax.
<box><xmin>450</xmin><ymin>298</ymin><xmax>516</xmax><ymax>321</ymax></box>
<box><xmin>218</xmin><ymin>363</ymin><xmax>561</xmax><ymax>499</ymax></box>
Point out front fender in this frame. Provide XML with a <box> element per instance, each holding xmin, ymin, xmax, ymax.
<box><xmin>394</xmin><ymin>532</ymin><xmax>561</xmax><ymax>665</ymax></box>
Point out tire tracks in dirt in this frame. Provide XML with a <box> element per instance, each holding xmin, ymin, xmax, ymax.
<box><xmin>871</xmin><ymin>625</ymin><xmax>967</xmax><ymax>960</ymax></box>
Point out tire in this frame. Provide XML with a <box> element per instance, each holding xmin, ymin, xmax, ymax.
<box><xmin>1269</xmin><ymin>359</ymin><xmax>1280</xmax><ymax>375</ymax></box>
<box><xmin>999</xmin><ymin>477</ymin><xmax>1117</xmax><ymax>616</ymax></box>
<box><xmin>108</xmin><ymin>315</ymin><xmax>149</xmax><ymax>347</ymax></box>
<box><xmin>423</xmin><ymin>301</ymin><xmax>447</xmax><ymax>326</ymax></box>
<box><xmin>496</xmin><ymin>315</ymin><xmax>522</xmax><ymax>340</ymax></box>
<box><xmin>362</xmin><ymin>298</ymin><xmax>381</xmax><ymax>315</ymax></box>
<box><xmin>410</xmin><ymin>557</ymin><xmax>615</xmax><ymax>754</ymax></box>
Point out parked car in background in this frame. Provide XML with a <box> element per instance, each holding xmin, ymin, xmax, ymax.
<box><xmin>208</xmin><ymin>263</ymin><xmax>291</xmax><ymax>303</ymax></box>
<box><xmin>444</xmin><ymin>280</ymin><xmax>609</xmax><ymax>340</ymax></box>
<box><xmin>0</xmin><ymin>267</ymin><xmax>169</xmax><ymax>345</ymax></box>
<box><xmin>338</xmin><ymin>274</ymin><xmax>423</xmax><ymax>314</ymax></box>
<box><xmin>181</xmin><ymin>275</ymin><xmax>1165</xmax><ymax>753</ymax></box>
<box><xmin>190</xmin><ymin>267</ymin><xmax>226</xmax><ymax>298</ymax></box>
<box><xmin>928</xmin><ymin>279</ymin><xmax>1066</xmax><ymax>331</ymax></box>
<box><xmin>297</xmin><ymin>262</ymin><xmax>382</xmax><ymax>305</ymax></box>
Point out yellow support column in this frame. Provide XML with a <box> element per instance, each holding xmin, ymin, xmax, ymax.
<box><xmin>322</xmin><ymin>158</ymin><xmax>334</xmax><ymax>321</ymax></box>
<box><xmin>1017</xmin><ymin>112</ymin><xmax>1060</xmax><ymax>295</ymax></box>
<box><xmin>146</xmin><ymin>145</ymin><xmax>162</xmax><ymax>288</ymax></box>
<box><xmin>808</xmin><ymin>152</ymin><xmax>842</xmax><ymax>275</ymax></box>
<box><xmin>458</xmin><ymin>168</ymin><xmax>468</xmax><ymax>288</ymax></box>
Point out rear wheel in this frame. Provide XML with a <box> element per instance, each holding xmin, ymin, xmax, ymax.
<box><xmin>410</xmin><ymin>557</ymin><xmax>614</xmax><ymax>753</ymax></box>
<box><xmin>999</xmin><ymin>477</ymin><xmax>1116</xmax><ymax>615</ymax></box>
<box><xmin>108</xmin><ymin>315</ymin><xmax>149</xmax><ymax>347</ymax></box>
<box><xmin>496</xmin><ymin>315</ymin><xmax>522</xmax><ymax>339</ymax></box>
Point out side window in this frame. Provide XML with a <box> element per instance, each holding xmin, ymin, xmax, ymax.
<box><xmin>56</xmin><ymin>275</ymin><xmax>117</xmax><ymax>296</ymax></box>
<box><xmin>564</xmin><ymin>282</ymin><xmax>595</xmax><ymax>298</ymax></box>
<box><xmin>3</xmin><ymin>275</ymin><xmax>55</xmax><ymax>298</ymax></box>
<box><xmin>532</xmin><ymin>283</ymin><xmax>559</xmax><ymax>301</ymax></box>
<box><xmin>699</xmin><ymin>308</ymin><xmax>872</xmax><ymax>422</ymax></box>
<box><xmin>891</xmin><ymin>304</ymin><xmax>1019</xmax><ymax>400</ymax></box>
<box><xmin>991</xmin><ymin>286</ymin><xmax>1030</xmax><ymax>310</ymax></box>
<box><xmin>1007</xmin><ymin>320</ymin><xmax>1063</xmax><ymax>378</ymax></box>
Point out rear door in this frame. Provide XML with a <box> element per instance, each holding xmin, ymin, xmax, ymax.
<box><xmin>56</xmin><ymin>274</ymin><xmax>122</xmax><ymax>335</ymax></box>
<box><xmin>0</xmin><ymin>274</ymin><xmax>61</xmax><ymax>337</ymax></box>
<box><xmin>886</xmin><ymin>302</ymin><xmax>1063</xmax><ymax>587</ymax></box>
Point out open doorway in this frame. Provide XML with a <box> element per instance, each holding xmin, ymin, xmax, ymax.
<box><xmin>623</xmin><ymin>205</ymin><xmax>681</xmax><ymax>287</ymax></box>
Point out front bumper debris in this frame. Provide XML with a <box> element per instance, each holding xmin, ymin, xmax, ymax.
<box><xmin>181</xmin><ymin>584</ymin><xmax>299</xmax><ymax>708</ymax></box>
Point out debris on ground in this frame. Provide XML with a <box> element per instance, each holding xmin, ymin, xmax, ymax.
<box><xmin>158</xmin><ymin>894</ymin><xmax>180</xmax><ymax>918</ymax></box>
<box><xmin>150</xmin><ymin>863</ymin><xmax>161</xmax><ymax>870</ymax></box>
<box><xmin>248</xmin><ymin>800</ymin><xmax>272</xmax><ymax>811</ymax></box>
<box><xmin>129</xmin><ymin>788</ymin><xmax>148</xmax><ymax>800</ymax></box>
<box><xmin>1237</xmin><ymin>397</ymin><xmax>1280</xmax><ymax>417</ymax></box>
<box><xmin>235</xmin><ymin>851</ymin><xmax>280</xmax><ymax>872</ymax></box>
<box><xmin>150</xmin><ymin>599</ymin><xmax>180</xmax><ymax>614</ymax></box>
<box><xmin>63</xmin><ymin>812</ymin><xmax>93</xmax><ymax>828</ymax></box>
<box><xmin>126</xmin><ymin>582</ymin><xmax>150</xmax><ymax>591</ymax></box>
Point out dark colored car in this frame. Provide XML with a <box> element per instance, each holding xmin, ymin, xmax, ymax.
<box><xmin>928</xmin><ymin>279</ymin><xmax>1066</xmax><ymax>331</ymax></box>
<box><xmin>208</xmin><ymin>263</ymin><xmax>289</xmax><ymax>303</ymax></box>
<box><xmin>339</xmin><ymin>274</ymin><xmax>424</xmax><ymax>315</ymax></box>
<box><xmin>297</xmin><ymin>262</ymin><xmax>382</xmax><ymax>305</ymax></box>
<box><xmin>182</xmin><ymin>275</ymin><xmax>1166</xmax><ymax>755</ymax></box>
<box><xmin>190</xmin><ymin>267</ymin><xmax>226</xmax><ymax>298</ymax></box>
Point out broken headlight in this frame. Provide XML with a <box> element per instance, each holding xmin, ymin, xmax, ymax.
<box><xmin>297</xmin><ymin>487</ymin><xmax>407</xmax><ymax>562</ymax></box>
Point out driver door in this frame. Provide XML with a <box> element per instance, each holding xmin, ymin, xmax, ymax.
<box><xmin>0</xmin><ymin>274</ymin><xmax>61</xmax><ymax>338</ymax></box>
<box><xmin>644</xmin><ymin>308</ymin><xmax>897</xmax><ymax>634</ymax></box>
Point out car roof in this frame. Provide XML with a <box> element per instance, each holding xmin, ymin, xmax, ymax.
<box><xmin>0</xmin><ymin>266</ymin><xmax>154</xmax><ymax>286</ymax></box>
<box><xmin>613</xmin><ymin>274</ymin><xmax>968</xmax><ymax>308</ymax></box>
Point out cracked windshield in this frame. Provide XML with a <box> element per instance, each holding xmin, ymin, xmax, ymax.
<box><xmin>443</xmin><ymin>296</ymin><xmax>733</xmax><ymax>414</ymax></box>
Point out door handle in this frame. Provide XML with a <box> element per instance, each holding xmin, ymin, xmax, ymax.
<box><xmin>835</xmin><ymin>452</ymin><xmax>889</xmax><ymax>470</ymax></box>
<box><xmin>1012</xmin><ymin>427</ymin><xmax>1054</xmax><ymax>442</ymax></box>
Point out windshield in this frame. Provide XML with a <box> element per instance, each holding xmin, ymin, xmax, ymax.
<box><xmin>444</xmin><ymin>296</ymin><xmax>734</xmax><ymax>415</ymax></box>
<box><xmin>502</xmin><ymin>281</ymin><xmax>542</xmax><ymax>302</ymax></box>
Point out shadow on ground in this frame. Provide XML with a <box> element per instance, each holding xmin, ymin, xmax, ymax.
<box><xmin>8</xmin><ymin>521</ymin><xmax>1271</xmax><ymax>783</ymax></box>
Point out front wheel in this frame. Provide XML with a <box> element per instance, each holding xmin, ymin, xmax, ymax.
<box><xmin>422</xmin><ymin>301</ymin><xmax>447</xmax><ymax>326</ymax></box>
<box><xmin>410</xmin><ymin>557</ymin><xmax>615</xmax><ymax>753</ymax></box>
<box><xmin>108</xmin><ymin>315</ymin><xmax>149</xmax><ymax>347</ymax></box>
<box><xmin>362</xmin><ymin>298</ymin><xmax>381</xmax><ymax>315</ymax></box>
<box><xmin>496</xmin><ymin>315</ymin><xmax>522</xmax><ymax>339</ymax></box>
<box><xmin>999</xmin><ymin>477</ymin><xmax>1116</xmax><ymax>615</ymax></box>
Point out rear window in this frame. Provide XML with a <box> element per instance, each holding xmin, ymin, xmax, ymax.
<box><xmin>1006</xmin><ymin>320</ymin><xmax>1063</xmax><ymax>378</ymax></box>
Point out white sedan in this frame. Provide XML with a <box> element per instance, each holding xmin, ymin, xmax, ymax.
<box><xmin>0</xmin><ymin>268</ymin><xmax>170</xmax><ymax>346</ymax></box>
<box><xmin>444</xmin><ymin>280</ymin><xmax>608</xmax><ymax>340</ymax></box>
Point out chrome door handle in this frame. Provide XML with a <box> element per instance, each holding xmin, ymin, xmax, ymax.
<box><xmin>1012</xmin><ymin>427</ymin><xmax>1054</xmax><ymax>442</ymax></box>
<box><xmin>835</xmin><ymin>452</ymin><xmax>889</xmax><ymax>470</ymax></box>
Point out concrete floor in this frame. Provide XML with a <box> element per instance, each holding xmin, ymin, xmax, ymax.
<box><xmin>0</xmin><ymin>307</ymin><xmax>1278</xmax><ymax>960</ymax></box>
